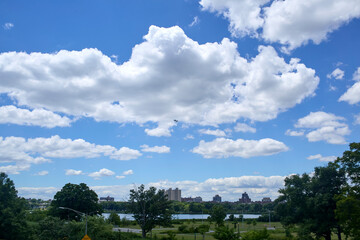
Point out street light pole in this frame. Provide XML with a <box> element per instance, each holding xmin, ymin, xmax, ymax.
<box><xmin>59</xmin><ymin>207</ymin><xmax>88</xmax><ymax>235</ymax></box>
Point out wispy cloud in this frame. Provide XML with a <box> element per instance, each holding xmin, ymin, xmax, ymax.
<box><xmin>192</xmin><ymin>138</ymin><xmax>288</xmax><ymax>158</ymax></box>
<box><xmin>65</xmin><ymin>169</ymin><xmax>83</xmax><ymax>176</ymax></box>
<box><xmin>307</xmin><ymin>154</ymin><xmax>337</xmax><ymax>162</ymax></box>
<box><xmin>189</xmin><ymin>16</ymin><xmax>200</xmax><ymax>27</ymax></box>
<box><xmin>3</xmin><ymin>22</ymin><xmax>14</xmax><ymax>30</ymax></box>
<box><xmin>140</xmin><ymin>145</ymin><xmax>170</xmax><ymax>153</ymax></box>
<box><xmin>35</xmin><ymin>170</ymin><xmax>49</xmax><ymax>176</ymax></box>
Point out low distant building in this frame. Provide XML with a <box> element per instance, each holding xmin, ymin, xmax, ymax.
<box><xmin>261</xmin><ymin>197</ymin><xmax>272</xmax><ymax>203</ymax></box>
<box><xmin>100</xmin><ymin>196</ymin><xmax>114</xmax><ymax>202</ymax></box>
<box><xmin>213</xmin><ymin>194</ymin><xmax>222</xmax><ymax>203</ymax></box>
<box><xmin>181</xmin><ymin>196</ymin><xmax>202</xmax><ymax>203</ymax></box>
<box><xmin>239</xmin><ymin>192</ymin><xmax>251</xmax><ymax>203</ymax></box>
<box><xmin>165</xmin><ymin>188</ymin><xmax>181</xmax><ymax>201</ymax></box>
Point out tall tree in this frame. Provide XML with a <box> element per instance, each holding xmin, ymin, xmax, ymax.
<box><xmin>275</xmin><ymin>163</ymin><xmax>346</xmax><ymax>240</ymax></box>
<box><xmin>128</xmin><ymin>184</ymin><xmax>172</xmax><ymax>238</ymax></box>
<box><xmin>49</xmin><ymin>183</ymin><xmax>102</xmax><ymax>221</ymax></box>
<box><xmin>335</xmin><ymin>142</ymin><xmax>360</xmax><ymax>238</ymax></box>
<box><xmin>209</xmin><ymin>204</ymin><xmax>227</xmax><ymax>226</ymax></box>
<box><xmin>0</xmin><ymin>172</ymin><xmax>29</xmax><ymax>240</ymax></box>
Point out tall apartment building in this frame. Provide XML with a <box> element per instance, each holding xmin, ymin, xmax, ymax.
<box><xmin>213</xmin><ymin>194</ymin><xmax>222</xmax><ymax>203</ymax></box>
<box><xmin>239</xmin><ymin>192</ymin><xmax>251</xmax><ymax>203</ymax></box>
<box><xmin>165</xmin><ymin>188</ymin><xmax>181</xmax><ymax>201</ymax></box>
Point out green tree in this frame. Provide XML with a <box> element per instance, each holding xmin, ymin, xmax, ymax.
<box><xmin>128</xmin><ymin>184</ymin><xmax>172</xmax><ymax>238</ymax></box>
<box><xmin>213</xmin><ymin>225</ymin><xmax>239</xmax><ymax>240</ymax></box>
<box><xmin>49</xmin><ymin>183</ymin><xmax>102</xmax><ymax>221</ymax></box>
<box><xmin>0</xmin><ymin>172</ymin><xmax>30</xmax><ymax>240</ymax></box>
<box><xmin>196</xmin><ymin>224</ymin><xmax>210</xmax><ymax>240</ymax></box>
<box><xmin>209</xmin><ymin>205</ymin><xmax>226</xmax><ymax>226</ymax></box>
<box><xmin>241</xmin><ymin>229</ymin><xmax>269</xmax><ymax>240</ymax></box>
<box><xmin>108</xmin><ymin>212</ymin><xmax>121</xmax><ymax>226</ymax></box>
<box><xmin>275</xmin><ymin>163</ymin><xmax>346</xmax><ymax>240</ymax></box>
<box><xmin>335</xmin><ymin>142</ymin><xmax>360</xmax><ymax>238</ymax></box>
<box><xmin>37</xmin><ymin>216</ymin><xmax>68</xmax><ymax>240</ymax></box>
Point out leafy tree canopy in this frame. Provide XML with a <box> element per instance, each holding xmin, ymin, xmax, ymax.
<box><xmin>209</xmin><ymin>204</ymin><xmax>227</xmax><ymax>226</ymax></box>
<box><xmin>335</xmin><ymin>142</ymin><xmax>360</xmax><ymax>238</ymax></box>
<box><xmin>275</xmin><ymin>163</ymin><xmax>346</xmax><ymax>240</ymax></box>
<box><xmin>0</xmin><ymin>172</ymin><xmax>29</xmax><ymax>240</ymax></box>
<box><xmin>49</xmin><ymin>182</ymin><xmax>102</xmax><ymax>221</ymax></box>
<box><xmin>128</xmin><ymin>184</ymin><xmax>172</xmax><ymax>238</ymax></box>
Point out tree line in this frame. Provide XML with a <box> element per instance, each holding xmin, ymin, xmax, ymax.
<box><xmin>101</xmin><ymin>199</ymin><xmax>275</xmax><ymax>214</ymax></box>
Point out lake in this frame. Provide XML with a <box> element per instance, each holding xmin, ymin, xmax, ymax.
<box><xmin>103</xmin><ymin>213</ymin><xmax>261</xmax><ymax>221</ymax></box>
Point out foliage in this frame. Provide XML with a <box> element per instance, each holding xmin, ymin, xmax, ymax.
<box><xmin>213</xmin><ymin>225</ymin><xmax>240</xmax><ymax>240</ymax></box>
<box><xmin>335</xmin><ymin>142</ymin><xmax>360</xmax><ymax>238</ymax></box>
<box><xmin>336</xmin><ymin>193</ymin><xmax>360</xmax><ymax>238</ymax></box>
<box><xmin>275</xmin><ymin>163</ymin><xmax>346</xmax><ymax>240</ymax></box>
<box><xmin>49</xmin><ymin>182</ymin><xmax>102</xmax><ymax>221</ymax></box>
<box><xmin>0</xmin><ymin>172</ymin><xmax>30</xmax><ymax>240</ymax></box>
<box><xmin>128</xmin><ymin>184</ymin><xmax>172</xmax><ymax>238</ymax></box>
<box><xmin>37</xmin><ymin>216</ymin><xmax>68</xmax><ymax>240</ymax></box>
<box><xmin>35</xmin><ymin>215</ymin><xmax>134</xmax><ymax>240</ymax></box>
<box><xmin>108</xmin><ymin>212</ymin><xmax>122</xmax><ymax>226</ymax></box>
<box><xmin>178</xmin><ymin>224</ymin><xmax>188</xmax><ymax>233</ymax></box>
<box><xmin>161</xmin><ymin>231</ymin><xmax>177</xmax><ymax>240</ymax></box>
<box><xmin>241</xmin><ymin>229</ymin><xmax>270</xmax><ymax>240</ymax></box>
<box><xmin>196</xmin><ymin>224</ymin><xmax>210</xmax><ymax>234</ymax></box>
<box><xmin>26</xmin><ymin>209</ymin><xmax>48</xmax><ymax>222</ymax></box>
<box><xmin>209</xmin><ymin>204</ymin><xmax>226</xmax><ymax>226</ymax></box>
<box><xmin>101</xmin><ymin>201</ymin><xmax>130</xmax><ymax>212</ymax></box>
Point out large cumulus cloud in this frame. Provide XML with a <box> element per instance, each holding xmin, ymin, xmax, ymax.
<box><xmin>0</xmin><ymin>26</ymin><xmax>319</xmax><ymax>136</ymax></box>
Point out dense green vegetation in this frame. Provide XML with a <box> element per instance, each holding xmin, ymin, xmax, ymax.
<box><xmin>101</xmin><ymin>200</ymin><xmax>275</xmax><ymax>214</ymax></box>
<box><xmin>0</xmin><ymin>142</ymin><xmax>359</xmax><ymax>239</ymax></box>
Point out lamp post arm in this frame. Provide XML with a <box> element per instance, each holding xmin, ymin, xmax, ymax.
<box><xmin>59</xmin><ymin>207</ymin><xmax>88</xmax><ymax>235</ymax></box>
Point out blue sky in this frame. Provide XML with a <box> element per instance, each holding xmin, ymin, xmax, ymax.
<box><xmin>1</xmin><ymin>0</ymin><xmax>360</xmax><ymax>201</ymax></box>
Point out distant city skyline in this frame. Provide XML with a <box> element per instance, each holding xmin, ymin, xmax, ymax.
<box><xmin>1</xmin><ymin>0</ymin><xmax>360</xmax><ymax>202</ymax></box>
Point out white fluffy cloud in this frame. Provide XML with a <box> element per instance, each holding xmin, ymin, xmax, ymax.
<box><xmin>307</xmin><ymin>154</ymin><xmax>337</xmax><ymax>162</ymax></box>
<box><xmin>192</xmin><ymin>138</ymin><xmax>288</xmax><ymax>158</ymax></box>
<box><xmin>0</xmin><ymin>135</ymin><xmax>141</xmax><ymax>174</ymax></box>
<box><xmin>339</xmin><ymin>67</ymin><xmax>360</xmax><ymax>104</ymax></box>
<box><xmin>18</xmin><ymin>187</ymin><xmax>58</xmax><ymax>200</ymax></box>
<box><xmin>234</xmin><ymin>123</ymin><xmax>256</xmax><ymax>133</ymax></box>
<box><xmin>0</xmin><ymin>26</ymin><xmax>319</xmax><ymax>135</ymax></box>
<box><xmin>0</xmin><ymin>164</ymin><xmax>31</xmax><ymax>175</ymax></box>
<box><xmin>327</xmin><ymin>68</ymin><xmax>344</xmax><ymax>80</ymax></box>
<box><xmin>200</xmin><ymin>0</ymin><xmax>360</xmax><ymax>51</ymax></box>
<box><xmin>200</xmin><ymin>0</ymin><xmax>268</xmax><ymax>37</ymax></box>
<box><xmin>198</xmin><ymin>129</ymin><xmax>227</xmax><ymax>137</ymax></box>
<box><xmin>65</xmin><ymin>169</ymin><xmax>83</xmax><ymax>175</ymax></box>
<box><xmin>140</xmin><ymin>144</ymin><xmax>170</xmax><ymax>153</ymax></box>
<box><xmin>123</xmin><ymin>169</ymin><xmax>134</xmax><ymax>175</ymax></box>
<box><xmin>89</xmin><ymin>168</ymin><xmax>115</xmax><ymax>179</ymax></box>
<box><xmin>0</xmin><ymin>105</ymin><xmax>71</xmax><ymax>128</ymax></box>
<box><xmin>291</xmin><ymin>111</ymin><xmax>350</xmax><ymax>144</ymax></box>
<box><xmin>18</xmin><ymin>175</ymin><xmax>287</xmax><ymax>201</ymax></box>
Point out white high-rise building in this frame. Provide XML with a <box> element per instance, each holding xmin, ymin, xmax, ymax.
<box><xmin>165</xmin><ymin>188</ymin><xmax>181</xmax><ymax>201</ymax></box>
